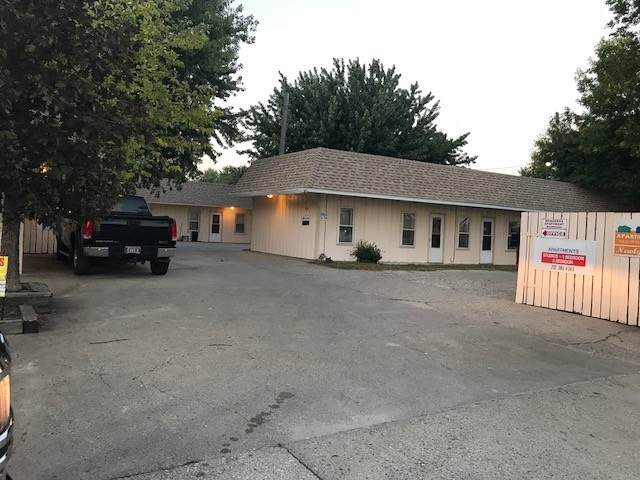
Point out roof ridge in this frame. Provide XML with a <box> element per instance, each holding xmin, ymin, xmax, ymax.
<box><xmin>306</xmin><ymin>147</ymin><xmax>327</xmax><ymax>188</ymax></box>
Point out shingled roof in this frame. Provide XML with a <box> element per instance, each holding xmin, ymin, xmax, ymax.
<box><xmin>233</xmin><ymin>148</ymin><xmax>623</xmax><ymax>212</ymax></box>
<box><xmin>138</xmin><ymin>182</ymin><xmax>252</xmax><ymax>209</ymax></box>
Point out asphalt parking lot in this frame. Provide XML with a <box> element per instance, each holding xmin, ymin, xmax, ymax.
<box><xmin>7</xmin><ymin>242</ymin><xmax>640</xmax><ymax>479</ymax></box>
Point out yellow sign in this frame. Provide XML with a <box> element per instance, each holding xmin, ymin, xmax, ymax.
<box><xmin>0</xmin><ymin>256</ymin><xmax>7</xmax><ymax>280</ymax></box>
<box><xmin>614</xmin><ymin>221</ymin><xmax>640</xmax><ymax>257</ymax></box>
<box><xmin>0</xmin><ymin>256</ymin><xmax>6</xmax><ymax>298</ymax></box>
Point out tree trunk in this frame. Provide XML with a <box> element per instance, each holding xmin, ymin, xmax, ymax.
<box><xmin>0</xmin><ymin>197</ymin><xmax>22</xmax><ymax>293</ymax></box>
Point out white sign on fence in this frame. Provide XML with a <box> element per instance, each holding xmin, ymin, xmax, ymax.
<box><xmin>540</xmin><ymin>218</ymin><xmax>568</xmax><ymax>239</ymax></box>
<box><xmin>533</xmin><ymin>238</ymin><xmax>596</xmax><ymax>275</ymax></box>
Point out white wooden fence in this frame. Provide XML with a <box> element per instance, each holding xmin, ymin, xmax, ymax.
<box><xmin>516</xmin><ymin>212</ymin><xmax>640</xmax><ymax>326</ymax></box>
<box><xmin>22</xmin><ymin>220</ymin><xmax>57</xmax><ymax>255</ymax></box>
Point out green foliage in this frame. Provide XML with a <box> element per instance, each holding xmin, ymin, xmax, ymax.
<box><xmin>0</xmin><ymin>0</ymin><xmax>255</xmax><ymax>289</ymax></box>
<box><xmin>243</xmin><ymin>58</ymin><xmax>476</xmax><ymax>166</ymax></box>
<box><xmin>350</xmin><ymin>240</ymin><xmax>382</xmax><ymax>263</ymax></box>
<box><xmin>522</xmin><ymin>2</ymin><xmax>640</xmax><ymax>204</ymax></box>
<box><xmin>199</xmin><ymin>165</ymin><xmax>248</xmax><ymax>184</ymax></box>
<box><xmin>122</xmin><ymin>0</ymin><xmax>256</xmax><ymax>190</ymax></box>
<box><xmin>0</xmin><ymin>0</ymin><xmax>142</xmax><ymax>225</ymax></box>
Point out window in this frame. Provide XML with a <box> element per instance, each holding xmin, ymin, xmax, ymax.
<box><xmin>457</xmin><ymin>218</ymin><xmax>470</xmax><ymax>249</ymax></box>
<box><xmin>235</xmin><ymin>213</ymin><xmax>245</xmax><ymax>234</ymax></box>
<box><xmin>338</xmin><ymin>208</ymin><xmax>354</xmax><ymax>243</ymax></box>
<box><xmin>507</xmin><ymin>221</ymin><xmax>520</xmax><ymax>250</ymax></box>
<box><xmin>402</xmin><ymin>213</ymin><xmax>415</xmax><ymax>246</ymax></box>
<box><xmin>189</xmin><ymin>210</ymin><xmax>200</xmax><ymax>231</ymax></box>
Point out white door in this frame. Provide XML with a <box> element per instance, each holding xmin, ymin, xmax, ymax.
<box><xmin>428</xmin><ymin>215</ymin><xmax>444</xmax><ymax>263</ymax></box>
<box><xmin>480</xmin><ymin>218</ymin><xmax>494</xmax><ymax>264</ymax></box>
<box><xmin>209</xmin><ymin>213</ymin><xmax>222</xmax><ymax>242</ymax></box>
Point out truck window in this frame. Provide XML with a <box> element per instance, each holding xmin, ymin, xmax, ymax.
<box><xmin>111</xmin><ymin>196</ymin><xmax>151</xmax><ymax>215</ymax></box>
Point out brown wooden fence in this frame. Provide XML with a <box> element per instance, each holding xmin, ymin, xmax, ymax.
<box><xmin>516</xmin><ymin>212</ymin><xmax>640</xmax><ymax>326</ymax></box>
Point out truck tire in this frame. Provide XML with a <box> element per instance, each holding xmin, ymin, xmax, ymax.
<box><xmin>73</xmin><ymin>242</ymin><xmax>91</xmax><ymax>275</ymax></box>
<box><xmin>55</xmin><ymin>237</ymin><xmax>67</xmax><ymax>261</ymax></box>
<box><xmin>150</xmin><ymin>260</ymin><xmax>169</xmax><ymax>276</ymax></box>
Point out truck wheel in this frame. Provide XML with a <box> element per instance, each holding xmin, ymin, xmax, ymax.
<box><xmin>73</xmin><ymin>242</ymin><xmax>90</xmax><ymax>275</ymax></box>
<box><xmin>55</xmin><ymin>237</ymin><xmax>67</xmax><ymax>261</ymax></box>
<box><xmin>56</xmin><ymin>237</ymin><xmax>66</xmax><ymax>262</ymax></box>
<box><xmin>150</xmin><ymin>260</ymin><xmax>169</xmax><ymax>276</ymax></box>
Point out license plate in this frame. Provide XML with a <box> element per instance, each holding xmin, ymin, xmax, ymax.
<box><xmin>125</xmin><ymin>246</ymin><xmax>141</xmax><ymax>254</ymax></box>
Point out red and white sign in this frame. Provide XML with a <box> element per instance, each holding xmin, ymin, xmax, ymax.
<box><xmin>533</xmin><ymin>238</ymin><xmax>596</xmax><ymax>275</ymax></box>
<box><xmin>541</xmin><ymin>252</ymin><xmax>586</xmax><ymax>267</ymax></box>
<box><xmin>541</xmin><ymin>229</ymin><xmax>567</xmax><ymax>238</ymax></box>
<box><xmin>540</xmin><ymin>219</ymin><xmax>568</xmax><ymax>239</ymax></box>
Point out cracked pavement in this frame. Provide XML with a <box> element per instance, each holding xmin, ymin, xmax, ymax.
<box><xmin>8</xmin><ymin>242</ymin><xmax>640</xmax><ymax>479</ymax></box>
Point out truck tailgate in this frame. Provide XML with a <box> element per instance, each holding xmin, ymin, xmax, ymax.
<box><xmin>93</xmin><ymin>216</ymin><xmax>173</xmax><ymax>246</ymax></box>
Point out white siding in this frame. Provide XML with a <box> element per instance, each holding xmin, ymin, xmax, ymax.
<box><xmin>250</xmin><ymin>194</ymin><xmax>318</xmax><ymax>259</ymax></box>
<box><xmin>148</xmin><ymin>204</ymin><xmax>251</xmax><ymax>244</ymax></box>
<box><xmin>250</xmin><ymin>193</ymin><xmax>520</xmax><ymax>264</ymax></box>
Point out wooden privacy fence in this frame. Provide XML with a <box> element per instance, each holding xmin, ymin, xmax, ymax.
<box><xmin>516</xmin><ymin>211</ymin><xmax>640</xmax><ymax>326</ymax></box>
<box><xmin>22</xmin><ymin>220</ymin><xmax>57</xmax><ymax>255</ymax></box>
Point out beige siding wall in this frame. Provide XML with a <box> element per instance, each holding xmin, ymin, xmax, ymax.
<box><xmin>251</xmin><ymin>194</ymin><xmax>521</xmax><ymax>264</ymax></box>
<box><xmin>250</xmin><ymin>194</ymin><xmax>319</xmax><ymax>259</ymax></box>
<box><xmin>148</xmin><ymin>204</ymin><xmax>251</xmax><ymax>243</ymax></box>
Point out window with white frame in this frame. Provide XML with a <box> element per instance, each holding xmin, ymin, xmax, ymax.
<box><xmin>235</xmin><ymin>213</ymin><xmax>245</xmax><ymax>234</ymax></box>
<box><xmin>457</xmin><ymin>217</ymin><xmax>470</xmax><ymax>248</ymax></box>
<box><xmin>189</xmin><ymin>210</ymin><xmax>200</xmax><ymax>231</ymax></box>
<box><xmin>507</xmin><ymin>221</ymin><xmax>520</xmax><ymax>250</ymax></box>
<box><xmin>402</xmin><ymin>213</ymin><xmax>415</xmax><ymax>246</ymax></box>
<box><xmin>338</xmin><ymin>208</ymin><xmax>354</xmax><ymax>243</ymax></box>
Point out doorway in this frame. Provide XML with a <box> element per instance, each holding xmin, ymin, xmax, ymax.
<box><xmin>210</xmin><ymin>213</ymin><xmax>222</xmax><ymax>243</ymax></box>
<box><xmin>429</xmin><ymin>215</ymin><xmax>444</xmax><ymax>263</ymax></box>
<box><xmin>480</xmin><ymin>218</ymin><xmax>494</xmax><ymax>264</ymax></box>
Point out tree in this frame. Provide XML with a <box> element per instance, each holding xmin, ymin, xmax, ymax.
<box><xmin>0</xmin><ymin>0</ymin><xmax>142</xmax><ymax>291</ymax></box>
<box><xmin>522</xmin><ymin>0</ymin><xmax>640</xmax><ymax>204</ymax></box>
<box><xmin>200</xmin><ymin>165</ymin><xmax>248</xmax><ymax>184</ymax></box>
<box><xmin>0</xmin><ymin>0</ymin><xmax>255</xmax><ymax>291</ymax></box>
<box><xmin>124</xmin><ymin>0</ymin><xmax>256</xmax><ymax>189</ymax></box>
<box><xmin>243</xmin><ymin>58</ymin><xmax>476</xmax><ymax>166</ymax></box>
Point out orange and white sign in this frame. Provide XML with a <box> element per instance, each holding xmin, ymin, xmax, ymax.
<box><xmin>0</xmin><ymin>256</ymin><xmax>7</xmax><ymax>298</ymax></box>
<box><xmin>614</xmin><ymin>221</ymin><xmax>640</xmax><ymax>257</ymax></box>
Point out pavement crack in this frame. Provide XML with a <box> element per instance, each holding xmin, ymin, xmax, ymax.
<box><xmin>132</xmin><ymin>344</ymin><xmax>211</xmax><ymax>381</ymax></box>
<box><xmin>90</xmin><ymin>338</ymin><xmax>129</xmax><ymax>345</ymax></box>
<box><xmin>283</xmin><ymin>445</ymin><xmax>322</xmax><ymax>479</ymax></box>
<box><xmin>568</xmin><ymin>331</ymin><xmax>624</xmax><ymax>346</ymax></box>
<box><xmin>107</xmin><ymin>460</ymin><xmax>200</xmax><ymax>480</ymax></box>
<box><xmin>97</xmin><ymin>372</ymin><xmax>112</xmax><ymax>389</ymax></box>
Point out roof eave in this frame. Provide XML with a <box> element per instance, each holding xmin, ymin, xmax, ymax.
<box><xmin>231</xmin><ymin>188</ymin><xmax>307</xmax><ymax>197</ymax></box>
<box><xmin>303</xmin><ymin>188</ymin><xmax>535</xmax><ymax>212</ymax></box>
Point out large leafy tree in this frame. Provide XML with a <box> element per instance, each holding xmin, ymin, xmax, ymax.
<box><xmin>0</xmin><ymin>0</ymin><xmax>255</xmax><ymax>291</ymax></box>
<box><xmin>243</xmin><ymin>58</ymin><xmax>476</xmax><ymax>166</ymax></box>
<box><xmin>125</xmin><ymin>0</ymin><xmax>255</xmax><ymax>188</ymax></box>
<box><xmin>521</xmin><ymin>0</ymin><xmax>640</xmax><ymax>204</ymax></box>
<box><xmin>0</xmin><ymin>0</ymin><xmax>143</xmax><ymax>291</ymax></box>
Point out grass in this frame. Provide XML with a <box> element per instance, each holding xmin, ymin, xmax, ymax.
<box><xmin>309</xmin><ymin>260</ymin><xmax>517</xmax><ymax>272</ymax></box>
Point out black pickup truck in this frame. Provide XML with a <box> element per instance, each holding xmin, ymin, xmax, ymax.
<box><xmin>57</xmin><ymin>195</ymin><xmax>177</xmax><ymax>276</ymax></box>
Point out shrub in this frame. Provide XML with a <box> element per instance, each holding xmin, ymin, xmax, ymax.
<box><xmin>350</xmin><ymin>240</ymin><xmax>382</xmax><ymax>263</ymax></box>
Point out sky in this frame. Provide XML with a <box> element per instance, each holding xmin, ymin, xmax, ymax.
<box><xmin>204</xmin><ymin>0</ymin><xmax>613</xmax><ymax>176</ymax></box>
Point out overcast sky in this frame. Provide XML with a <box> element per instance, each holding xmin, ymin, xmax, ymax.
<box><xmin>205</xmin><ymin>0</ymin><xmax>612</xmax><ymax>175</ymax></box>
